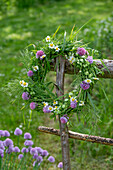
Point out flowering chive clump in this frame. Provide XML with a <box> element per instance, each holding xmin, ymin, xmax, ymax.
<box><xmin>8</xmin><ymin>28</ymin><xmax>102</xmax><ymax>125</ymax></box>
<box><xmin>0</xmin><ymin>128</ymin><xmax>55</xmax><ymax>169</ymax></box>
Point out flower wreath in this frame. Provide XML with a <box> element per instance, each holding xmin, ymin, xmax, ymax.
<box><xmin>18</xmin><ymin>29</ymin><xmax>102</xmax><ymax>124</ymax></box>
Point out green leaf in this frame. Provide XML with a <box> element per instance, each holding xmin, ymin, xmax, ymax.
<box><xmin>87</xmin><ymin>92</ymin><xmax>96</xmax><ymax>113</ymax></box>
<box><xmin>53</xmin><ymin>25</ymin><xmax>61</xmax><ymax>38</ymax></box>
<box><xmin>71</xmin><ymin>18</ymin><xmax>93</xmax><ymax>40</ymax></box>
<box><xmin>100</xmin><ymin>59</ymin><xmax>110</xmax><ymax>74</ymax></box>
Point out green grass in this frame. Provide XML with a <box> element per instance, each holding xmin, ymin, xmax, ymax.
<box><xmin>0</xmin><ymin>0</ymin><xmax>113</xmax><ymax>169</ymax></box>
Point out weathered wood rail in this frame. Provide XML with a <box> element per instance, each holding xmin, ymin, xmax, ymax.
<box><xmin>38</xmin><ymin>126</ymin><xmax>113</xmax><ymax>146</ymax></box>
<box><xmin>51</xmin><ymin>59</ymin><xmax>113</xmax><ymax>78</ymax></box>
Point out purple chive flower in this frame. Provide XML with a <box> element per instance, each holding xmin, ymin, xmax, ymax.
<box><xmin>80</xmin><ymin>81</ymin><xmax>90</xmax><ymax>90</ymax></box>
<box><xmin>28</xmin><ymin>146</ymin><xmax>32</xmax><ymax>152</ymax></box>
<box><xmin>36</xmin><ymin>50</ymin><xmax>44</xmax><ymax>58</ymax></box>
<box><xmin>0</xmin><ymin>149</ymin><xmax>4</xmax><ymax>155</ymax></box>
<box><xmin>63</xmin><ymin>114</ymin><xmax>69</xmax><ymax>120</ymax></box>
<box><xmin>30</xmin><ymin>148</ymin><xmax>37</xmax><ymax>155</ymax></box>
<box><xmin>0</xmin><ymin>153</ymin><xmax>4</xmax><ymax>158</ymax></box>
<box><xmin>33</xmin><ymin>161</ymin><xmax>37</xmax><ymax>167</ymax></box>
<box><xmin>27</xmin><ymin>70</ymin><xmax>34</xmax><ymax>77</ymax></box>
<box><xmin>0</xmin><ymin>141</ymin><xmax>4</xmax><ymax>150</ymax></box>
<box><xmin>0</xmin><ymin>130</ymin><xmax>4</xmax><ymax>137</ymax></box>
<box><xmin>33</xmin><ymin>153</ymin><xmax>38</xmax><ymax>159</ymax></box>
<box><xmin>14</xmin><ymin>128</ymin><xmax>22</xmax><ymax>136</ymax></box>
<box><xmin>41</xmin><ymin>150</ymin><xmax>49</xmax><ymax>157</ymax></box>
<box><xmin>70</xmin><ymin>101</ymin><xmax>77</xmax><ymax>108</ymax></box>
<box><xmin>0</xmin><ymin>141</ymin><xmax>3</xmax><ymax>146</ymax></box>
<box><xmin>35</xmin><ymin>147</ymin><xmax>43</xmax><ymax>154</ymax></box>
<box><xmin>30</xmin><ymin>102</ymin><xmax>37</xmax><ymax>110</ymax></box>
<box><xmin>24</xmin><ymin>133</ymin><xmax>32</xmax><ymax>139</ymax></box>
<box><xmin>18</xmin><ymin>154</ymin><xmax>24</xmax><ymax>160</ymax></box>
<box><xmin>58</xmin><ymin>162</ymin><xmax>63</xmax><ymax>168</ymax></box>
<box><xmin>43</xmin><ymin>106</ymin><xmax>50</xmax><ymax>113</ymax></box>
<box><xmin>6</xmin><ymin>145</ymin><xmax>14</xmax><ymax>154</ymax></box>
<box><xmin>21</xmin><ymin>147</ymin><xmax>29</xmax><ymax>153</ymax></box>
<box><xmin>24</xmin><ymin>140</ymin><xmax>34</xmax><ymax>146</ymax></box>
<box><xmin>48</xmin><ymin>156</ymin><xmax>55</xmax><ymax>163</ymax></box>
<box><xmin>4</xmin><ymin>138</ymin><xmax>13</xmax><ymax>147</ymax></box>
<box><xmin>60</xmin><ymin>117</ymin><xmax>68</xmax><ymax>124</ymax></box>
<box><xmin>14</xmin><ymin>146</ymin><xmax>20</xmax><ymax>153</ymax></box>
<box><xmin>77</xmin><ymin>47</ymin><xmax>86</xmax><ymax>56</ymax></box>
<box><xmin>37</xmin><ymin>156</ymin><xmax>43</xmax><ymax>162</ymax></box>
<box><xmin>0</xmin><ymin>141</ymin><xmax>5</xmax><ymax>150</ymax></box>
<box><xmin>22</xmin><ymin>92</ymin><xmax>30</xmax><ymax>100</ymax></box>
<box><xmin>86</xmin><ymin>56</ymin><xmax>93</xmax><ymax>64</ymax></box>
<box><xmin>4</xmin><ymin>130</ymin><xmax>10</xmax><ymax>137</ymax></box>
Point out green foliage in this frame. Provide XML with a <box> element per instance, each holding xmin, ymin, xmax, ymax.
<box><xmin>82</xmin><ymin>14</ymin><xmax>113</xmax><ymax>58</ymax></box>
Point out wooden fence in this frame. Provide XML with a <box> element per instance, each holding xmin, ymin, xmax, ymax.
<box><xmin>38</xmin><ymin>58</ymin><xmax>113</xmax><ymax>170</ymax></box>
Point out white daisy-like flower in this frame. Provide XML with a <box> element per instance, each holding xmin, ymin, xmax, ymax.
<box><xmin>23</xmin><ymin>81</ymin><xmax>28</xmax><ymax>87</ymax></box>
<box><xmin>69</xmin><ymin>92</ymin><xmax>73</xmax><ymax>96</ymax></box>
<box><xmin>68</xmin><ymin>56</ymin><xmax>75</xmax><ymax>64</ymax></box>
<box><xmin>54</xmin><ymin>106</ymin><xmax>58</xmax><ymax>110</ymax></box>
<box><xmin>79</xmin><ymin>101</ymin><xmax>84</xmax><ymax>106</ymax></box>
<box><xmin>32</xmin><ymin>66</ymin><xmax>39</xmax><ymax>71</ymax></box>
<box><xmin>81</xmin><ymin>55</ymin><xmax>86</xmax><ymax>58</ymax></box>
<box><xmin>69</xmin><ymin>92</ymin><xmax>73</xmax><ymax>98</ymax></box>
<box><xmin>48</xmin><ymin>106</ymin><xmax>54</xmax><ymax>111</ymax></box>
<box><xmin>40</xmin><ymin>54</ymin><xmax>46</xmax><ymax>59</ymax></box>
<box><xmin>53</xmin><ymin>101</ymin><xmax>58</xmax><ymax>106</ymax></box>
<box><xmin>70</xmin><ymin>97</ymin><xmax>77</xmax><ymax>102</ymax></box>
<box><xmin>64</xmin><ymin>98</ymin><xmax>68</xmax><ymax>102</ymax></box>
<box><xmin>19</xmin><ymin>80</ymin><xmax>24</xmax><ymax>87</ymax></box>
<box><xmin>55</xmin><ymin>46</ymin><xmax>60</xmax><ymax>52</ymax></box>
<box><xmin>46</xmin><ymin>36</ymin><xmax>50</xmax><ymax>42</ymax></box>
<box><xmin>93</xmin><ymin>77</ymin><xmax>99</xmax><ymax>80</ymax></box>
<box><xmin>80</xmin><ymin>59</ymin><xmax>83</xmax><ymax>62</ymax></box>
<box><xmin>42</xmin><ymin>102</ymin><xmax>48</xmax><ymax>107</ymax></box>
<box><xmin>84</xmin><ymin>79</ymin><xmax>92</xmax><ymax>84</ymax></box>
<box><xmin>49</xmin><ymin>42</ymin><xmax>55</xmax><ymax>49</ymax></box>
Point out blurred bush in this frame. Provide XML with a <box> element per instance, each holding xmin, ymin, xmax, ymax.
<box><xmin>83</xmin><ymin>14</ymin><xmax>113</xmax><ymax>59</ymax></box>
<box><xmin>0</xmin><ymin>0</ymin><xmax>63</xmax><ymax>12</ymax></box>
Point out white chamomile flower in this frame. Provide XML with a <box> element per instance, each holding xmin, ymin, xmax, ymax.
<box><xmin>80</xmin><ymin>59</ymin><xmax>83</xmax><ymax>62</ymax></box>
<box><xmin>64</xmin><ymin>98</ymin><xmax>68</xmax><ymax>102</ymax></box>
<box><xmin>53</xmin><ymin>101</ymin><xmax>58</xmax><ymax>106</ymax></box>
<box><xmin>49</xmin><ymin>42</ymin><xmax>55</xmax><ymax>49</ymax></box>
<box><xmin>73</xmin><ymin>90</ymin><xmax>77</xmax><ymax>92</ymax></box>
<box><xmin>40</xmin><ymin>54</ymin><xmax>46</xmax><ymax>59</ymax></box>
<box><xmin>79</xmin><ymin>101</ymin><xmax>84</xmax><ymax>106</ymax></box>
<box><xmin>23</xmin><ymin>81</ymin><xmax>28</xmax><ymax>87</ymax></box>
<box><xmin>84</xmin><ymin>79</ymin><xmax>92</xmax><ymax>84</ymax></box>
<box><xmin>32</xmin><ymin>66</ymin><xmax>39</xmax><ymax>71</ymax></box>
<box><xmin>69</xmin><ymin>92</ymin><xmax>73</xmax><ymax>96</ymax></box>
<box><xmin>81</xmin><ymin>55</ymin><xmax>86</xmax><ymax>58</ymax></box>
<box><xmin>55</xmin><ymin>46</ymin><xmax>60</xmax><ymax>52</ymax></box>
<box><xmin>48</xmin><ymin>106</ymin><xmax>54</xmax><ymax>111</ymax></box>
<box><xmin>69</xmin><ymin>92</ymin><xmax>73</xmax><ymax>98</ymax></box>
<box><xmin>54</xmin><ymin>106</ymin><xmax>58</xmax><ymax>110</ymax></box>
<box><xmin>70</xmin><ymin>97</ymin><xmax>77</xmax><ymax>102</ymax></box>
<box><xmin>93</xmin><ymin>77</ymin><xmax>99</xmax><ymax>80</ymax></box>
<box><xmin>46</xmin><ymin>36</ymin><xmax>50</xmax><ymax>42</ymax></box>
<box><xmin>68</xmin><ymin>56</ymin><xmax>75</xmax><ymax>64</ymax></box>
<box><xmin>42</xmin><ymin>102</ymin><xmax>48</xmax><ymax>107</ymax></box>
<box><xmin>19</xmin><ymin>80</ymin><xmax>24</xmax><ymax>87</ymax></box>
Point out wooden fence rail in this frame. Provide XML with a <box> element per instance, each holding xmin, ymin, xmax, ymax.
<box><xmin>51</xmin><ymin>59</ymin><xmax>113</xmax><ymax>78</ymax></box>
<box><xmin>38</xmin><ymin>126</ymin><xmax>113</xmax><ymax>146</ymax></box>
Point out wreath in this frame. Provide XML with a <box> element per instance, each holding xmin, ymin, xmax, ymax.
<box><xmin>8</xmin><ymin>28</ymin><xmax>103</xmax><ymax>124</ymax></box>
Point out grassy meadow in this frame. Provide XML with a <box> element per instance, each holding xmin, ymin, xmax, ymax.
<box><xmin>0</xmin><ymin>0</ymin><xmax>113</xmax><ymax>169</ymax></box>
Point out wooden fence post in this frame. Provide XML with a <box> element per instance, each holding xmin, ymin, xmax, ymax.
<box><xmin>56</xmin><ymin>56</ymin><xmax>71</xmax><ymax>170</ymax></box>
